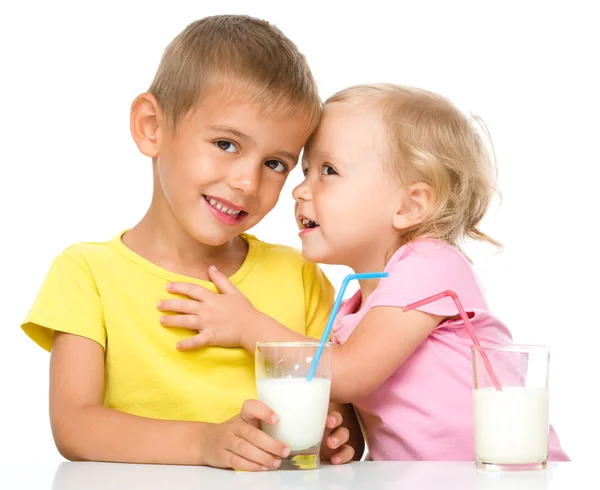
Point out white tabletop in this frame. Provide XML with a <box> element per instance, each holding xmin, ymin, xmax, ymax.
<box><xmin>0</xmin><ymin>461</ymin><xmax>580</xmax><ymax>489</ymax></box>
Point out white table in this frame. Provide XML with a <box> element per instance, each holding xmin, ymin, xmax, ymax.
<box><xmin>0</xmin><ymin>461</ymin><xmax>580</xmax><ymax>489</ymax></box>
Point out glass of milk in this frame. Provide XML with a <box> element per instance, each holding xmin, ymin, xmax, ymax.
<box><xmin>255</xmin><ymin>341</ymin><xmax>332</xmax><ymax>470</ymax></box>
<box><xmin>472</xmin><ymin>345</ymin><xmax>550</xmax><ymax>471</ymax></box>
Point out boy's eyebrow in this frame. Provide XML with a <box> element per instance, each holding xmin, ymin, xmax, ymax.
<box><xmin>208</xmin><ymin>125</ymin><xmax>251</xmax><ymax>141</ymax></box>
<box><xmin>278</xmin><ymin>151</ymin><xmax>299</xmax><ymax>164</ymax></box>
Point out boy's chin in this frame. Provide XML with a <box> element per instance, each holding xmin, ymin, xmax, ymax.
<box><xmin>186</xmin><ymin>226</ymin><xmax>245</xmax><ymax>248</ymax></box>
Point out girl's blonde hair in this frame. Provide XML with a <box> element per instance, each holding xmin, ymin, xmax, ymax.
<box><xmin>326</xmin><ymin>84</ymin><xmax>501</xmax><ymax>250</ymax></box>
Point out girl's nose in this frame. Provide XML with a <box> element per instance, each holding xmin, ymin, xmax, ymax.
<box><xmin>292</xmin><ymin>178</ymin><xmax>312</xmax><ymax>202</ymax></box>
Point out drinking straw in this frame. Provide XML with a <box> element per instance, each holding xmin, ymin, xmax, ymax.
<box><xmin>306</xmin><ymin>272</ymin><xmax>388</xmax><ymax>381</ymax></box>
<box><xmin>307</xmin><ymin>275</ymin><xmax>502</xmax><ymax>391</ymax></box>
<box><xmin>401</xmin><ymin>290</ymin><xmax>502</xmax><ymax>390</ymax></box>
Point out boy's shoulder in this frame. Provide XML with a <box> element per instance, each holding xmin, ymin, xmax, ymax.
<box><xmin>56</xmin><ymin>234</ymin><xmax>122</xmax><ymax>270</ymax></box>
<box><xmin>62</xmin><ymin>236</ymin><xmax>115</xmax><ymax>256</ymax></box>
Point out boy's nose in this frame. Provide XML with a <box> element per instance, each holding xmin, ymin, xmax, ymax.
<box><xmin>228</xmin><ymin>162</ymin><xmax>262</xmax><ymax>197</ymax></box>
<box><xmin>292</xmin><ymin>178</ymin><xmax>312</xmax><ymax>202</ymax></box>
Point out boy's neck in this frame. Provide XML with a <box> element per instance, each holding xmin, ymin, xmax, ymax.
<box><xmin>123</xmin><ymin>209</ymin><xmax>249</xmax><ymax>282</ymax></box>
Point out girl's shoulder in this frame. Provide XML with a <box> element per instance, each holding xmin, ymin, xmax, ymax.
<box><xmin>386</xmin><ymin>239</ymin><xmax>471</xmax><ymax>272</ymax></box>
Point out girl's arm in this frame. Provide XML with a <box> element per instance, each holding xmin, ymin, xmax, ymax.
<box><xmin>162</xmin><ymin>270</ymin><xmax>443</xmax><ymax>404</ymax></box>
<box><xmin>239</xmin><ymin>307</ymin><xmax>442</xmax><ymax>404</ymax></box>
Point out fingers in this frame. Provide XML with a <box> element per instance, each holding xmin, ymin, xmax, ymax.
<box><xmin>330</xmin><ymin>444</ymin><xmax>355</xmax><ymax>465</ymax></box>
<box><xmin>229</xmin><ymin>434</ymin><xmax>283</xmax><ymax>470</ymax></box>
<box><xmin>208</xmin><ymin>265</ymin><xmax>239</xmax><ymax>295</ymax></box>
<box><xmin>159</xmin><ymin>314</ymin><xmax>201</xmax><ymax>330</ymax></box>
<box><xmin>326</xmin><ymin>411</ymin><xmax>343</xmax><ymax>429</ymax></box>
<box><xmin>225</xmin><ymin>450</ymin><xmax>271</xmax><ymax>472</ymax></box>
<box><xmin>327</xmin><ymin>426</ymin><xmax>350</xmax><ymax>449</ymax></box>
<box><xmin>166</xmin><ymin>282</ymin><xmax>213</xmax><ymax>301</ymax></box>
<box><xmin>240</xmin><ymin>400</ymin><xmax>279</xmax><ymax>426</ymax></box>
<box><xmin>176</xmin><ymin>332</ymin><xmax>213</xmax><ymax>351</ymax></box>
<box><xmin>239</xmin><ymin>400</ymin><xmax>290</xmax><ymax>459</ymax></box>
<box><xmin>237</xmin><ymin>421</ymin><xmax>290</xmax><ymax>459</ymax></box>
<box><xmin>157</xmin><ymin>299</ymin><xmax>200</xmax><ymax>315</ymax></box>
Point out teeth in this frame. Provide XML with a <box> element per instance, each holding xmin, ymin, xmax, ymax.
<box><xmin>206</xmin><ymin>196</ymin><xmax>242</xmax><ymax>216</ymax></box>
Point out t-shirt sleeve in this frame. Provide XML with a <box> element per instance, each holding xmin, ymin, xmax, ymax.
<box><xmin>302</xmin><ymin>261</ymin><xmax>335</xmax><ymax>340</ymax></box>
<box><xmin>370</xmin><ymin>241</ymin><xmax>486</xmax><ymax>320</ymax></box>
<box><xmin>21</xmin><ymin>250</ymin><xmax>106</xmax><ymax>352</ymax></box>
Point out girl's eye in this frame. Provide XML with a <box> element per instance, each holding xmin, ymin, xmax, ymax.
<box><xmin>302</xmin><ymin>167</ymin><xmax>309</xmax><ymax>177</ymax></box>
<box><xmin>215</xmin><ymin>140</ymin><xmax>238</xmax><ymax>153</ymax></box>
<box><xmin>321</xmin><ymin>164</ymin><xmax>338</xmax><ymax>176</ymax></box>
<box><xmin>265</xmin><ymin>160</ymin><xmax>289</xmax><ymax>174</ymax></box>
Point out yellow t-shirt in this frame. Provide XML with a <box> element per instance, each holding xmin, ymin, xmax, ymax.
<box><xmin>22</xmin><ymin>231</ymin><xmax>333</xmax><ymax>423</ymax></box>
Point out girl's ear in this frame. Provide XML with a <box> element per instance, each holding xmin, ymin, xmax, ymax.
<box><xmin>392</xmin><ymin>183</ymin><xmax>434</xmax><ymax>230</ymax></box>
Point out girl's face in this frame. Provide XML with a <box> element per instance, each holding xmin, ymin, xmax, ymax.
<box><xmin>293</xmin><ymin>101</ymin><xmax>404</xmax><ymax>272</ymax></box>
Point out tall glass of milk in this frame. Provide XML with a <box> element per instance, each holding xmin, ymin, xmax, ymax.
<box><xmin>256</xmin><ymin>341</ymin><xmax>332</xmax><ymax>470</ymax></box>
<box><xmin>472</xmin><ymin>345</ymin><xmax>550</xmax><ymax>471</ymax></box>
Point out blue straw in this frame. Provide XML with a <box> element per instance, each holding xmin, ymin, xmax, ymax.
<box><xmin>306</xmin><ymin>272</ymin><xmax>388</xmax><ymax>381</ymax></box>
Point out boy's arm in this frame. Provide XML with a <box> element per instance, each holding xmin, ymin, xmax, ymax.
<box><xmin>50</xmin><ymin>332</ymin><xmax>287</xmax><ymax>469</ymax></box>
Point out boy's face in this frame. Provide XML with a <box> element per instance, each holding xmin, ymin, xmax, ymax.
<box><xmin>154</xmin><ymin>90</ymin><xmax>312</xmax><ymax>246</ymax></box>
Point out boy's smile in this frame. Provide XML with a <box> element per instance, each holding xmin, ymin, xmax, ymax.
<box><xmin>202</xmin><ymin>194</ymin><xmax>248</xmax><ymax>226</ymax></box>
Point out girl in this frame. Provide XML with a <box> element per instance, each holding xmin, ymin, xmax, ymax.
<box><xmin>160</xmin><ymin>84</ymin><xmax>570</xmax><ymax>461</ymax></box>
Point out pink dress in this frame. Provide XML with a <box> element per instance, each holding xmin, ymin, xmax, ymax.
<box><xmin>331</xmin><ymin>240</ymin><xmax>570</xmax><ymax>461</ymax></box>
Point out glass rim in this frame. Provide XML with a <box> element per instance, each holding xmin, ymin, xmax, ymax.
<box><xmin>472</xmin><ymin>344</ymin><xmax>549</xmax><ymax>353</ymax></box>
<box><xmin>255</xmin><ymin>341</ymin><xmax>331</xmax><ymax>348</ymax></box>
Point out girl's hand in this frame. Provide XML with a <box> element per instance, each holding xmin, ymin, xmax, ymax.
<box><xmin>321</xmin><ymin>410</ymin><xmax>356</xmax><ymax>464</ymax></box>
<box><xmin>158</xmin><ymin>266</ymin><xmax>259</xmax><ymax>350</ymax></box>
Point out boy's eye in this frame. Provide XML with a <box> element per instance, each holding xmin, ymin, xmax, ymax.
<box><xmin>321</xmin><ymin>164</ymin><xmax>338</xmax><ymax>176</ymax></box>
<box><xmin>302</xmin><ymin>167</ymin><xmax>308</xmax><ymax>177</ymax></box>
<box><xmin>265</xmin><ymin>160</ymin><xmax>288</xmax><ymax>174</ymax></box>
<box><xmin>215</xmin><ymin>140</ymin><xmax>238</xmax><ymax>153</ymax></box>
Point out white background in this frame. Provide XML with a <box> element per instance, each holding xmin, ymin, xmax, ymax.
<box><xmin>1</xmin><ymin>0</ymin><xmax>598</xmax><ymax>467</ymax></box>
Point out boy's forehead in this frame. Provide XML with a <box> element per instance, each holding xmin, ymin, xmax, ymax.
<box><xmin>190</xmin><ymin>85</ymin><xmax>308</xmax><ymax>123</ymax></box>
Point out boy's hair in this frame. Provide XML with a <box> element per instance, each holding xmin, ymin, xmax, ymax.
<box><xmin>325</xmin><ymin>84</ymin><xmax>501</xmax><ymax>250</ymax></box>
<box><xmin>148</xmin><ymin>15</ymin><xmax>321</xmax><ymax>130</ymax></box>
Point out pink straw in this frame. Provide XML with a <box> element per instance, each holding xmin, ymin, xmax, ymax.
<box><xmin>401</xmin><ymin>290</ymin><xmax>502</xmax><ymax>391</ymax></box>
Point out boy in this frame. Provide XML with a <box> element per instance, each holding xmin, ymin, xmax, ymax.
<box><xmin>22</xmin><ymin>15</ymin><xmax>361</xmax><ymax>471</ymax></box>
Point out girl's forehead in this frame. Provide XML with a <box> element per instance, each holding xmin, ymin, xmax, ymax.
<box><xmin>307</xmin><ymin>104</ymin><xmax>387</xmax><ymax>155</ymax></box>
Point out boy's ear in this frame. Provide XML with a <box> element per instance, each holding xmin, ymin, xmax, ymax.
<box><xmin>392</xmin><ymin>183</ymin><xmax>434</xmax><ymax>231</ymax></box>
<box><xmin>130</xmin><ymin>93</ymin><xmax>163</xmax><ymax>158</ymax></box>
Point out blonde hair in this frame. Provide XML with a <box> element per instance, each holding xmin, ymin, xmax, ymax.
<box><xmin>326</xmin><ymin>83</ymin><xmax>501</xmax><ymax>251</ymax></box>
<box><xmin>148</xmin><ymin>15</ymin><xmax>321</xmax><ymax>130</ymax></box>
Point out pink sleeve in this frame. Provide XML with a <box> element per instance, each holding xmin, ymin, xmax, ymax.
<box><xmin>369</xmin><ymin>241</ymin><xmax>488</xmax><ymax>319</ymax></box>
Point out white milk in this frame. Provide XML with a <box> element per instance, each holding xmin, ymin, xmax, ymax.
<box><xmin>257</xmin><ymin>377</ymin><xmax>331</xmax><ymax>451</ymax></box>
<box><xmin>474</xmin><ymin>387</ymin><xmax>549</xmax><ymax>464</ymax></box>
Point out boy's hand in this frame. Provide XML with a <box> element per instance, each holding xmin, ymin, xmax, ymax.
<box><xmin>321</xmin><ymin>410</ymin><xmax>355</xmax><ymax>465</ymax></box>
<box><xmin>202</xmin><ymin>400</ymin><xmax>290</xmax><ymax>471</ymax></box>
<box><xmin>158</xmin><ymin>266</ymin><xmax>259</xmax><ymax>350</ymax></box>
